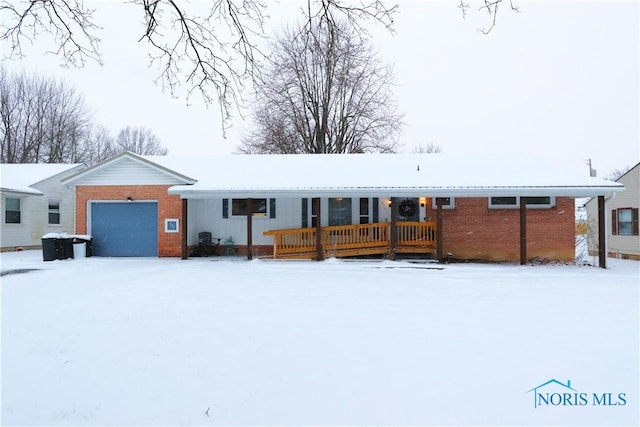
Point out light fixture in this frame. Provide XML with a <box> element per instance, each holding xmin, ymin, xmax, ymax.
<box><xmin>127</xmin><ymin>196</ymin><xmax>133</xmax><ymax>202</ymax></box>
<box><xmin>420</xmin><ymin>197</ymin><xmax>426</xmax><ymax>207</ymax></box>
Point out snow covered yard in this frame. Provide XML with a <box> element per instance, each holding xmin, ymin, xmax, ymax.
<box><xmin>1</xmin><ymin>251</ymin><xmax>638</xmax><ymax>426</ymax></box>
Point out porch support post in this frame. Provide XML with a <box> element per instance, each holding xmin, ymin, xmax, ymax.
<box><xmin>247</xmin><ymin>198</ymin><xmax>253</xmax><ymax>260</ymax></box>
<box><xmin>520</xmin><ymin>196</ymin><xmax>527</xmax><ymax>265</ymax></box>
<box><xmin>389</xmin><ymin>197</ymin><xmax>397</xmax><ymax>260</ymax></box>
<box><xmin>598</xmin><ymin>195</ymin><xmax>607</xmax><ymax>269</ymax></box>
<box><xmin>313</xmin><ymin>197</ymin><xmax>323</xmax><ymax>261</ymax></box>
<box><xmin>436</xmin><ymin>197</ymin><xmax>443</xmax><ymax>263</ymax></box>
<box><xmin>181</xmin><ymin>198</ymin><xmax>188</xmax><ymax>260</ymax></box>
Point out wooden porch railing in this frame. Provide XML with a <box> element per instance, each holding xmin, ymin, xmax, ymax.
<box><xmin>263</xmin><ymin>221</ymin><xmax>437</xmax><ymax>259</ymax></box>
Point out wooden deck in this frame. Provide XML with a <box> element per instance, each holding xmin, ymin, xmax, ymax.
<box><xmin>263</xmin><ymin>221</ymin><xmax>437</xmax><ymax>259</ymax></box>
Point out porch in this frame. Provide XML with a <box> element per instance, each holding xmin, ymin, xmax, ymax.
<box><xmin>263</xmin><ymin>221</ymin><xmax>437</xmax><ymax>260</ymax></box>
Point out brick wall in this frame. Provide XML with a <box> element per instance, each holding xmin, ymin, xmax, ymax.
<box><xmin>76</xmin><ymin>185</ymin><xmax>183</xmax><ymax>257</ymax></box>
<box><xmin>426</xmin><ymin>197</ymin><xmax>575</xmax><ymax>261</ymax></box>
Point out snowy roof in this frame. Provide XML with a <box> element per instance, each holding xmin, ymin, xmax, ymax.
<box><xmin>1</xmin><ymin>163</ymin><xmax>85</xmax><ymax>195</ymax></box>
<box><xmin>138</xmin><ymin>152</ymin><xmax>626</xmax><ymax>198</ymax></box>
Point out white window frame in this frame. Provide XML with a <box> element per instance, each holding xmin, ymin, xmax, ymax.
<box><xmin>231</xmin><ymin>198</ymin><xmax>268</xmax><ymax>217</ymax></box>
<box><xmin>4</xmin><ymin>197</ymin><xmax>21</xmax><ymax>224</ymax></box>
<box><xmin>229</xmin><ymin>198</ymin><xmax>277</xmax><ymax>218</ymax></box>
<box><xmin>48</xmin><ymin>200</ymin><xmax>61</xmax><ymax>225</ymax></box>
<box><xmin>432</xmin><ymin>197</ymin><xmax>455</xmax><ymax>210</ymax></box>
<box><xmin>488</xmin><ymin>196</ymin><xmax>519</xmax><ymax>209</ymax></box>
<box><xmin>488</xmin><ymin>196</ymin><xmax>555</xmax><ymax>209</ymax></box>
<box><xmin>165</xmin><ymin>218</ymin><xmax>179</xmax><ymax>233</ymax></box>
<box><xmin>617</xmin><ymin>208</ymin><xmax>633</xmax><ymax>236</ymax></box>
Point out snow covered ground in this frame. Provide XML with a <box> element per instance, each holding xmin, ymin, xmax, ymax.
<box><xmin>1</xmin><ymin>251</ymin><xmax>638</xmax><ymax>426</ymax></box>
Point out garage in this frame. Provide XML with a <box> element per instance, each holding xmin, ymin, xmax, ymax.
<box><xmin>90</xmin><ymin>202</ymin><xmax>158</xmax><ymax>257</ymax></box>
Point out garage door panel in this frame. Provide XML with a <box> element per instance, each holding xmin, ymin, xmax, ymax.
<box><xmin>91</xmin><ymin>202</ymin><xmax>158</xmax><ymax>257</ymax></box>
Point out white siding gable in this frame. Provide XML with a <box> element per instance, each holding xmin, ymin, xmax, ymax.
<box><xmin>76</xmin><ymin>157</ymin><xmax>188</xmax><ymax>186</ymax></box>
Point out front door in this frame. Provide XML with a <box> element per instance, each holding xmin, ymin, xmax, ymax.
<box><xmin>397</xmin><ymin>197</ymin><xmax>420</xmax><ymax>221</ymax></box>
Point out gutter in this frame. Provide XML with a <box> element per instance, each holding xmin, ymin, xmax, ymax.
<box><xmin>167</xmin><ymin>185</ymin><xmax>625</xmax><ymax>199</ymax></box>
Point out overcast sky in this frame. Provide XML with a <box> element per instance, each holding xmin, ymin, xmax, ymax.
<box><xmin>5</xmin><ymin>0</ymin><xmax>639</xmax><ymax>178</ymax></box>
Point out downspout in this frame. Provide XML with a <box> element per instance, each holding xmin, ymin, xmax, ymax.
<box><xmin>601</xmin><ymin>192</ymin><xmax>616</xmax><ymax>269</ymax></box>
<box><xmin>181</xmin><ymin>198</ymin><xmax>188</xmax><ymax>260</ymax></box>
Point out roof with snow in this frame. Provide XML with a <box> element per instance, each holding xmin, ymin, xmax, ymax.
<box><xmin>57</xmin><ymin>151</ymin><xmax>625</xmax><ymax>198</ymax></box>
<box><xmin>144</xmin><ymin>152</ymin><xmax>624</xmax><ymax>198</ymax></box>
<box><xmin>1</xmin><ymin>163</ymin><xmax>85</xmax><ymax>195</ymax></box>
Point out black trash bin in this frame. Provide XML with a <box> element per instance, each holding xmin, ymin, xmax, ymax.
<box><xmin>41</xmin><ymin>234</ymin><xmax>74</xmax><ymax>261</ymax></box>
<box><xmin>42</xmin><ymin>237</ymin><xmax>58</xmax><ymax>261</ymax></box>
<box><xmin>61</xmin><ymin>237</ymin><xmax>74</xmax><ymax>259</ymax></box>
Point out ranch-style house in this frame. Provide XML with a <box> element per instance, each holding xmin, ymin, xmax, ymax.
<box><xmin>60</xmin><ymin>151</ymin><xmax>624</xmax><ymax>267</ymax></box>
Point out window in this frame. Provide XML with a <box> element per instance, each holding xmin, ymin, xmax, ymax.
<box><xmin>228</xmin><ymin>198</ymin><xmax>275</xmax><ymax>217</ymax></box>
<box><xmin>165</xmin><ymin>218</ymin><xmax>179</xmax><ymax>233</ymax></box>
<box><xmin>372</xmin><ymin>197</ymin><xmax>379</xmax><ymax>223</ymax></box>
<box><xmin>232</xmin><ymin>198</ymin><xmax>266</xmax><ymax>216</ymax></box>
<box><xmin>432</xmin><ymin>197</ymin><xmax>455</xmax><ymax>209</ymax></box>
<box><xmin>329</xmin><ymin>197</ymin><xmax>352</xmax><ymax>226</ymax></box>
<box><xmin>525</xmin><ymin>197</ymin><xmax>554</xmax><ymax>208</ymax></box>
<box><xmin>5</xmin><ymin>197</ymin><xmax>20</xmax><ymax>224</ymax></box>
<box><xmin>612</xmin><ymin>208</ymin><xmax>639</xmax><ymax>236</ymax></box>
<box><xmin>489</xmin><ymin>197</ymin><xmax>518</xmax><ymax>208</ymax></box>
<box><xmin>269</xmin><ymin>198</ymin><xmax>277</xmax><ymax>219</ymax></box>
<box><xmin>359</xmin><ymin>198</ymin><xmax>369</xmax><ymax>224</ymax></box>
<box><xmin>48</xmin><ymin>200</ymin><xmax>60</xmax><ymax>225</ymax></box>
<box><xmin>301</xmin><ymin>198</ymin><xmax>309</xmax><ymax>228</ymax></box>
<box><xmin>488</xmin><ymin>196</ymin><xmax>555</xmax><ymax>209</ymax></box>
<box><xmin>311</xmin><ymin>198</ymin><xmax>319</xmax><ymax>228</ymax></box>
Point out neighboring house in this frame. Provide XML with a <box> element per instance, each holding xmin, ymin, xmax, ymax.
<box><xmin>585</xmin><ymin>163</ymin><xmax>640</xmax><ymax>260</ymax></box>
<box><xmin>1</xmin><ymin>163</ymin><xmax>86</xmax><ymax>251</ymax></box>
<box><xmin>61</xmin><ymin>151</ymin><xmax>623</xmax><ymax>266</ymax></box>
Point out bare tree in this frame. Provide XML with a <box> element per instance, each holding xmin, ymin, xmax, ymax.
<box><xmin>606</xmin><ymin>166</ymin><xmax>632</xmax><ymax>181</ymax></box>
<box><xmin>458</xmin><ymin>0</ymin><xmax>520</xmax><ymax>34</ymax></box>
<box><xmin>1</xmin><ymin>1</ymin><xmax>399</xmax><ymax>130</ymax></box>
<box><xmin>237</xmin><ymin>19</ymin><xmax>403</xmax><ymax>154</ymax></box>
<box><xmin>0</xmin><ymin>67</ymin><xmax>170</xmax><ymax>164</ymax></box>
<box><xmin>115</xmin><ymin>126</ymin><xmax>168</xmax><ymax>156</ymax></box>
<box><xmin>411</xmin><ymin>143</ymin><xmax>442</xmax><ymax>154</ymax></box>
<box><xmin>0</xmin><ymin>66</ymin><xmax>94</xmax><ymax>163</ymax></box>
<box><xmin>80</xmin><ymin>124</ymin><xmax>116</xmax><ymax>164</ymax></box>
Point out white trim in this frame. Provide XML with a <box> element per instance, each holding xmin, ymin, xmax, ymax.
<box><xmin>47</xmin><ymin>199</ymin><xmax>61</xmax><ymax>225</ymax></box>
<box><xmin>4</xmin><ymin>196</ymin><xmax>22</xmax><ymax>224</ymax></box>
<box><xmin>432</xmin><ymin>197</ymin><xmax>455</xmax><ymax>209</ymax></box>
<box><xmin>169</xmin><ymin>186</ymin><xmax>622</xmax><ymax>199</ymax></box>
<box><xmin>230</xmin><ymin>198</ymin><xmax>269</xmax><ymax>217</ymax></box>
<box><xmin>488</xmin><ymin>196</ymin><xmax>556</xmax><ymax>209</ymax></box>
<box><xmin>165</xmin><ymin>218</ymin><xmax>179</xmax><ymax>233</ymax></box>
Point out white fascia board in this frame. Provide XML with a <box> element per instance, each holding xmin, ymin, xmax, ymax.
<box><xmin>1</xmin><ymin>188</ymin><xmax>44</xmax><ymax>196</ymax></box>
<box><xmin>168</xmin><ymin>184</ymin><xmax>625</xmax><ymax>199</ymax></box>
<box><xmin>31</xmin><ymin>164</ymin><xmax>86</xmax><ymax>188</ymax></box>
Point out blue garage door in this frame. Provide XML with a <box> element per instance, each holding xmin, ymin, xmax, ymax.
<box><xmin>91</xmin><ymin>202</ymin><xmax>158</xmax><ymax>257</ymax></box>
